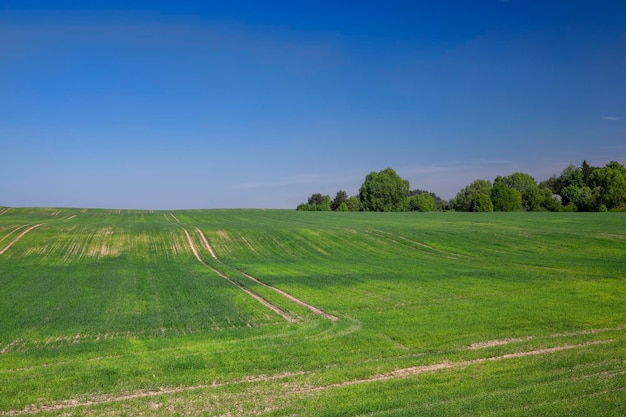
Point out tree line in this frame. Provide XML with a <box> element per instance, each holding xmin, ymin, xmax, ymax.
<box><xmin>296</xmin><ymin>161</ymin><xmax>626</xmax><ymax>212</ymax></box>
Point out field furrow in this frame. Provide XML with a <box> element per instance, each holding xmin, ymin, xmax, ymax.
<box><xmin>0</xmin><ymin>224</ymin><xmax>43</xmax><ymax>255</ymax></box>
<box><xmin>0</xmin><ymin>210</ymin><xmax>625</xmax><ymax>416</ymax></box>
<box><xmin>1</xmin><ymin>336</ymin><xmax>621</xmax><ymax>416</ymax></box>
<box><xmin>182</xmin><ymin>228</ymin><xmax>297</xmax><ymax>323</ymax></box>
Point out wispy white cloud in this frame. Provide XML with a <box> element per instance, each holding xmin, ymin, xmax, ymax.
<box><xmin>601</xmin><ymin>116</ymin><xmax>623</xmax><ymax>121</ymax></box>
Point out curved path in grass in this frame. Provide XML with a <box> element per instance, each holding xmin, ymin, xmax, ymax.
<box><xmin>0</xmin><ymin>224</ymin><xmax>43</xmax><ymax>256</ymax></box>
<box><xmin>183</xmin><ymin>228</ymin><xmax>297</xmax><ymax>323</ymax></box>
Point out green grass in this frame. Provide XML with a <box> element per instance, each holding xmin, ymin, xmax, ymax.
<box><xmin>0</xmin><ymin>209</ymin><xmax>625</xmax><ymax>415</ymax></box>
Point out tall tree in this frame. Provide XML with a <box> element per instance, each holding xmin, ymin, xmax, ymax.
<box><xmin>359</xmin><ymin>168</ymin><xmax>410</xmax><ymax>212</ymax></box>
<box><xmin>490</xmin><ymin>180</ymin><xmax>522</xmax><ymax>212</ymax></box>
<box><xmin>345</xmin><ymin>195</ymin><xmax>363</xmax><ymax>212</ymax></box>
<box><xmin>307</xmin><ymin>193</ymin><xmax>326</xmax><ymax>206</ymax></box>
<box><xmin>453</xmin><ymin>179</ymin><xmax>493</xmax><ymax>212</ymax></box>
<box><xmin>581</xmin><ymin>160</ymin><xmax>594</xmax><ymax>186</ymax></box>
<box><xmin>589</xmin><ymin>161</ymin><xmax>626</xmax><ymax>210</ymax></box>
<box><xmin>500</xmin><ymin>172</ymin><xmax>542</xmax><ymax>211</ymax></box>
<box><xmin>408</xmin><ymin>193</ymin><xmax>435</xmax><ymax>212</ymax></box>
<box><xmin>331</xmin><ymin>190</ymin><xmax>348</xmax><ymax>211</ymax></box>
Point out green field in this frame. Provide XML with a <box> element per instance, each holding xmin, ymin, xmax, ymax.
<box><xmin>0</xmin><ymin>207</ymin><xmax>625</xmax><ymax>416</ymax></box>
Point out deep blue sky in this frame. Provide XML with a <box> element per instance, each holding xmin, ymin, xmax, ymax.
<box><xmin>2</xmin><ymin>1</ymin><xmax>625</xmax><ymax>209</ymax></box>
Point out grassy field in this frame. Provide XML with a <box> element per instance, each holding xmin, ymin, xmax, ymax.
<box><xmin>0</xmin><ymin>208</ymin><xmax>625</xmax><ymax>416</ymax></box>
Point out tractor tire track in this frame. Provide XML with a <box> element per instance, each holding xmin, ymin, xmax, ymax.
<box><xmin>194</xmin><ymin>228</ymin><xmax>337</xmax><ymax>321</ymax></box>
<box><xmin>367</xmin><ymin>229</ymin><xmax>469</xmax><ymax>260</ymax></box>
<box><xmin>302</xmin><ymin>340</ymin><xmax>612</xmax><ymax>393</ymax></box>
<box><xmin>0</xmin><ymin>225</ymin><xmax>29</xmax><ymax>246</ymax></box>
<box><xmin>195</xmin><ymin>227</ymin><xmax>217</xmax><ymax>259</ymax></box>
<box><xmin>0</xmin><ymin>224</ymin><xmax>43</xmax><ymax>256</ymax></box>
<box><xmin>241</xmin><ymin>271</ymin><xmax>338</xmax><ymax>321</ymax></box>
<box><xmin>2</xmin><ymin>340</ymin><xmax>611</xmax><ymax>416</ymax></box>
<box><xmin>183</xmin><ymin>228</ymin><xmax>296</xmax><ymax>323</ymax></box>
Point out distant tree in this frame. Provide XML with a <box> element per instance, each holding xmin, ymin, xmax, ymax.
<box><xmin>471</xmin><ymin>193</ymin><xmax>494</xmax><ymax>212</ymax></box>
<box><xmin>453</xmin><ymin>179</ymin><xmax>493</xmax><ymax>212</ymax></box>
<box><xmin>409</xmin><ymin>189</ymin><xmax>447</xmax><ymax>210</ymax></box>
<box><xmin>345</xmin><ymin>195</ymin><xmax>363</xmax><ymax>212</ymax></box>
<box><xmin>307</xmin><ymin>193</ymin><xmax>326</xmax><ymax>206</ymax></box>
<box><xmin>408</xmin><ymin>193</ymin><xmax>435</xmax><ymax>212</ymax></box>
<box><xmin>359</xmin><ymin>168</ymin><xmax>410</xmax><ymax>212</ymax></box>
<box><xmin>297</xmin><ymin>193</ymin><xmax>331</xmax><ymax>211</ymax></box>
<box><xmin>490</xmin><ymin>180</ymin><xmax>522</xmax><ymax>211</ymax></box>
<box><xmin>589</xmin><ymin>161</ymin><xmax>626</xmax><ymax>210</ymax></box>
<box><xmin>539</xmin><ymin>175</ymin><xmax>560</xmax><ymax>194</ymax></box>
<box><xmin>581</xmin><ymin>160</ymin><xmax>594</xmax><ymax>186</ymax></box>
<box><xmin>539</xmin><ymin>188</ymin><xmax>561</xmax><ymax>212</ymax></box>
<box><xmin>560</xmin><ymin>165</ymin><xmax>584</xmax><ymax>188</ymax></box>
<box><xmin>500</xmin><ymin>172</ymin><xmax>542</xmax><ymax>211</ymax></box>
<box><xmin>331</xmin><ymin>190</ymin><xmax>348</xmax><ymax>211</ymax></box>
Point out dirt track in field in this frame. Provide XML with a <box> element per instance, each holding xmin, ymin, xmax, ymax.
<box><xmin>194</xmin><ymin>227</ymin><xmax>337</xmax><ymax>321</ymax></box>
<box><xmin>195</xmin><ymin>227</ymin><xmax>217</xmax><ymax>259</ymax></box>
<box><xmin>0</xmin><ymin>224</ymin><xmax>43</xmax><ymax>256</ymax></box>
<box><xmin>241</xmin><ymin>271</ymin><xmax>338</xmax><ymax>321</ymax></box>
<box><xmin>2</xmin><ymin>339</ymin><xmax>613</xmax><ymax>416</ymax></box>
<box><xmin>183</xmin><ymin>228</ymin><xmax>296</xmax><ymax>323</ymax></box>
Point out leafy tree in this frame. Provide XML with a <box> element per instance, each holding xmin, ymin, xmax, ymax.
<box><xmin>408</xmin><ymin>193</ymin><xmax>435</xmax><ymax>212</ymax></box>
<box><xmin>471</xmin><ymin>193</ymin><xmax>494</xmax><ymax>212</ymax></box>
<box><xmin>331</xmin><ymin>190</ymin><xmax>348</xmax><ymax>211</ymax></box>
<box><xmin>410</xmin><ymin>189</ymin><xmax>447</xmax><ymax>210</ymax></box>
<box><xmin>589</xmin><ymin>161</ymin><xmax>626</xmax><ymax>209</ymax></box>
<box><xmin>359</xmin><ymin>168</ymin><xmax>410</xmax><ymax>212</ymax></box>
<box><xmin>308</xmin><ymin>193</ymin><xmax>327</xmax><ymax>206</ymax></box>
<box><xmin>561</xmin><ymin>185</ymin><xmax>595</xmax><ymax>211</ymax></box>
<box><xmin>500</xmin><ymin>172</ymin><xmax>542</xmax><ymax>211</ymax></box>
<box><xmin>540</xmin><ymin>174</ymin><xmax>560</xmax><ymax>194</ymax></box>
<box><xmin>560</xmin><ymin>165</ymin><xmax>584</xmax><ymax>188</ymax></box>
<box><xmin>539</xmin><ymin>188</ymin><xmax>561</xmax><ymax>212</ymax></box>
<box><xmin>490</xmin><ymin>180</ymin><xmax>522</xmax><ymax>211</ymax></box>
<box><xmin>345</xmin><ymin>195</ymin><xmax>363</xmax><ymax>212</ymax></box>
<box><xmin>297</xmin><ymin>193</ymin><xmax>331</xmax><ymax>211</ymax></box>
<box><xmin>581</xmin><ymin>160</ymin><xmax>594</xmax><ymax>185</ymax></box>
<box><xmin>453</xmin><ymin>179</ymin><xmax>493</xmax><ymax>212</ymax></box>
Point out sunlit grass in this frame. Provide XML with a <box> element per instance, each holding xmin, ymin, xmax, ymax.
<box><xmin>0</xmin><ymin>209</ymin><xmax>624</xmax><ymax>415</ymax></box>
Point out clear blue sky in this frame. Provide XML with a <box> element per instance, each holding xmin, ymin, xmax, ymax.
<box><xmin>2</xmin><ymin>0</ymin><xmax>625</xmax><ymax>209</ymax></box>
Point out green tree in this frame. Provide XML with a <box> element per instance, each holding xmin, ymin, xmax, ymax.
<box><xmin>471</xmin><ymin>193</ymin><xmax>494</xmax><ymax>212</ymax></box>
<box><xmin>408</xmin><ymin>193</ymin><xmax>435</xmax><ymax>212</ymax></box>
<box><xmin>581</xmin><ymin>160</ymin><xmax>594</xmax><ymax>185</ymax></box>
<box><xmin>500</xmin><ymin>172</ymin><xmax>542</xmax><ymax>211</ymax></box>
<box><xmin>490</xmin><ymin>179</ymin><xmax>523</xmax><ymax>212</ymax></box>
<box><xmin>589</xmin><ymin>161</ymin><xmax>626</xmax><ymax>210</ymax></box>
<box><xmin>453</xmin><ymin>179</ymin><xmax>493</xmax><ymax>212</ymax></box>
<box><xmin>409</xmin><ymin>189</ymin><xmax>447</xmax><ymax>210</ymax></box>
<box><xmin>307</xmin><ymin>193</ymin><xmax>326</xmax><ymax>206</ymax></box>
<box><xmin>330</xmin><ymin>190</ymin><xmax>348</xmax><ymax>211</ymax></box>
<box><xmin>297</xmin><ymin>193</ymin><xmax>331</xmax><ymax>211</ymax></box>
<box><xmin>359</xmin><ymin>168</ymin><xmax>410</xmax><ymax>212</ymax></box>
<box><xmin>561</xmin><ymin>185</ymin><xmax>595</xmax><ymax>211</ymax></box>
<box><xmin>539</xmin><ymin>188</ymin><xmax>561</xmax><ymax>212</ymax></box>
<box><xmin>345</xmin><ymin>195</ymin><xmax>363</xmax><ymax>212</ymax></box>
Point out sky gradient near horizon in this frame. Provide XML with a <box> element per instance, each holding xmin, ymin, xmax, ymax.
<box><xmin>2</xmin><ymin>1</ymin><xmax>625</xmax><ymax>209</ymax></box>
